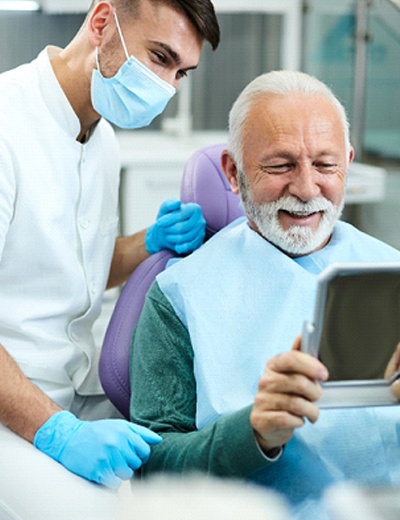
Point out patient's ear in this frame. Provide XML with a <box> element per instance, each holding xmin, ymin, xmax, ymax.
<box><xmin>348</xmin><ymin>146</ymin><xmax>355</xmax><ymax>166</ymax></box>
<box><xmin>221</xmin><ymin>150</ymin><xmax>240</xmax><ymax>194</ymax></box>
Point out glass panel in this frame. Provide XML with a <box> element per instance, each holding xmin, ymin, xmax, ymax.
<box><xmin>303</xmin><ymin>0</ymin><xmax>400</xmax><ymax>161</ymax></box>
<box><xmin>0</xmin><ymin>11</ymin><xmax>84</xmax><ymax>72</ymax></box>
<box><xmin>355</xmin><ymin>0</ymin><xmax>400</xmax><ymax>250</ymax></box>
<box><xmin>363</xmin><ymin>0</ymin><xmax>400</xmax><ymax>160</ymax></box>
<box><xmin>302</xmin><ymin>0</ymin><xmax>356</xmax><ymax>128</ymax></box>
<box><xmin>192</xmin><ymin>13</ymin><xmax>282</xmax><ymax>131</ymax></box>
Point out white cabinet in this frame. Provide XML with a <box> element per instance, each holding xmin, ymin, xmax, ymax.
<box><xmin>120</xmin><ymin>164</ymin><xmax>183</xmax><ymax>235</ymax></box>
<box><xmin>346</xmin><ymin>161</ymin><xmax>386</xmax><ymax>204</ymax></box>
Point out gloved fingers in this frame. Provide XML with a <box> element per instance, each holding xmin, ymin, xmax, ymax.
<box><xmin>170</xmin><ymin>220</ymin><xmax>206</xmax><ymax>242</ymax></box>
<box><xmin>125</xmin><ymin>442</ymin><xmax>150</xmax><ymax>468</ymax></box>
<box><xmin>129</xmin><ymin>423</ymin><xmax>162</xmax><ymax>445</ymax></box>
<box><xmin>113</xmin><ymin>461</ymin><xmax>135</xmax><ymax>481</ymax></box>
<box><xmin>146</xmin><ymin>202</ymin><xmax>205</xmax><ymax>254</ymax></box>
<box><xmin>173</xmin><ymin>204</ymin><xmax>205</xmax><ymax>234</ymax></box>
<box><xmin>161</xmin><ymin>224</ymin><xmax>205</xmax><ymax>250</ymax></box>
<box><xmin>157</xmin><ymin>217</ymin><xmax>205</xmax><ymax>239</ymax></box>
<box><xmin>89</xmin><ymin>445</ymin><xmax>138</xmax><ymax>487</ymax></box>
<box><xmin>172</xmin><ymin>203</ymin><xmax>205</xmax><ymax>232</ymax></box>
<box><xmin>156</xmin><ymin>203</ymin><xmax>205</xmax><ymax>230</ymax></box>
<box><xmin>100</xmin><ymin>472</ymin><xmax>123</xmax><ymax>489</ymax></box>
<box><xmin>106</xmin><ymin>451</ymin><xmax>138</xmax><ymax>484</ymax></box>
<box><xmin>156</xmin><ymin>198</ymin><xmax>181</xmax><ymax>219</ymax></box>
<box><xmin>115</xmin><ymin>466</ymin><xmax>135</xmax><ymax>480</ymax></box>
<box><xmin>84</xmin><ymin>457</ymin><xmax>125</xmax><ymax>489</ymax></box>
<box><xmin>178</xmin><ymin>202</ymin><xmax>204</xmax><ymax>220</ymax></box>
<box><xmin>153</xmin><ymin>210</ymin><xmax>186</xmax><ymax>229</ymax></box>
<box><xmin>125</xmin><ymin>433</ymin><xmax>153</xmax><ymax>463</ymax></box>
<box><xmin>174</xmin><ymin>238</ymin><xmax>204</xmax><ymax>255</ymax></box>
<box><xmin>145</xmin><ymin>225</ymin><xmax>161</xmax><ymax>255</ymax></box>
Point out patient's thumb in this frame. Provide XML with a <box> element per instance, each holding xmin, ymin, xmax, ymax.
<box><xmin>292</xmin><ymin>335</ymin><xmax>302</xmax><ymax>351</ymax></box>
<box><xmin>391</xmin><ymin>379</ymin><xmax>400</xmax><ymax>401</ymax></box>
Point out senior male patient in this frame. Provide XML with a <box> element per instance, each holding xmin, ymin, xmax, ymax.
<box><xmin>130</xmin><ymin>71</ymin><xmax>400</xmax><ymax>515</ymax></box>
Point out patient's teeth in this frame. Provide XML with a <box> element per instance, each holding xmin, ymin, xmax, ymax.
<box><xmin>291</xmin><ymin>211</ymin><xmax>310</xmax><ymax>217</ymax></box>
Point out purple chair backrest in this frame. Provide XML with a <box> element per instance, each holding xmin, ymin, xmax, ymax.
<box><xmin>180</xmin><ymin>143</ymin><xmax>244</xmax><ymax>239</ymax></box>
<box><xmin>99</xmin><ymin>143</ymin><xmax>244</xmax><ymax>418</ymax></box>
<box><xmin>99</xmin><ymin>250</ymin><xmax>175</xmax><ymax>418</ymax></box>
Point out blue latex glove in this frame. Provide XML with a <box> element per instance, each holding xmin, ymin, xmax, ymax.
<box><xmin>145</xmin><ymin>198</ymin><xmax>206</xmax><ymax>255</ymax></box>
<box><xmin>34</xmin><ymin>411</ymin><xmax>161</xmax><ymax>488</ymax></box>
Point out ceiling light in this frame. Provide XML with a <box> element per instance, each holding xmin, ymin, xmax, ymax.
<box><xmin>0</xmin><ymin>1</ymin><xmax>40</xmax><ymax>10</ymax></box>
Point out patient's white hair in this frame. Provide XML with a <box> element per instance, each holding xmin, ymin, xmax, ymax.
<box><xmin>119</xmin><ymin>474</ymin><xmax>291</xmax><ymax>520</ymax></box>
<box><xmin>228</xmin><ymin>70</ymin><xmax>351</xmax><ymax>172</ymax></box>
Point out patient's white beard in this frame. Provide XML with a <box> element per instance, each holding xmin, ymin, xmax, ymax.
<box><xmin>238</xmin><ymin>175</ymin><xmax>344</xmax><ymax>256</ymax></box>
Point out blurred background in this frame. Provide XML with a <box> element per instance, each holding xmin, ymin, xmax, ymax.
<box><xmin>2</xmin><ymin>0</ymin><xmax>400</xmax><ymax>333</ymax></box>
<box><xmin>1</xmin><ymin>0</ymin><xmax>399</xmax><ymax>246</ymax></box>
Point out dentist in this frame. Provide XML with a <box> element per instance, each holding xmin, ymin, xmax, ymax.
<box><xmin>0</xmin><ymin>0</ymin><xmax>219</xmax><ymax>492</ymax></box>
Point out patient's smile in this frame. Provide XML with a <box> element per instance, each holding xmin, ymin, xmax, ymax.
<box><xmin>279</xmin><ymin>208</ymin><xmax>322</xmax><ymax>231</ymax></box>
<box><xmin>282</xmin><ymin>209</ymin><xmax>319</xmax><ymax>218</ymax></box>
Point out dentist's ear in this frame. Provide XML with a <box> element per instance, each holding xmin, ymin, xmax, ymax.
<box><xmin>88</xmin><ymin>1</ymin><xmax>115</xmax><ymax>47</ymax></box>
<box><xmin>221</xmin><ymin>150</ymin><xmax>240</xmax><ymax>195</ymax></box>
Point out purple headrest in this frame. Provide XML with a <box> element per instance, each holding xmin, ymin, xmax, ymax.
<box><xmin>180</xmin><ymin>143</ymin><xmax>244</xmax><ymax>239</ymax></box>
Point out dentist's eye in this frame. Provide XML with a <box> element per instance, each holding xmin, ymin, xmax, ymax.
<box><xmin>153</xmin><ymin>51</ymin><xmax>167</xmax><ymax>64</ymax></box>
<box><xmin>176</xmin><ymin>69</ymin><xmax>188</xmax><ymax>79</ymax></box>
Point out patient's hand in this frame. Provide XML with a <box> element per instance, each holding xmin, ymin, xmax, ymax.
<box><xmin>250</xmin><ymin>336</ymin><xmax>329</xmax><ymax>455</ymax></box>
<box><xmin>391</xmin><ymin>380</ymin><xmax>400</xmax><ymax>400</ymax></box>
<box><xmin>384</xmin><ymin>342</ymin><xmax>400</xmax><ymax>380</ymax></box>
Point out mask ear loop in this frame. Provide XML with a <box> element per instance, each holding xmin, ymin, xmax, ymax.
<box><xmin>113</xmin><ymin>10</ymin><xmax>130</xmax><ymax>61</ymax></box>
<box><xmin>94</xmin><ymin>10</ymin><xmax>128</xmax><ymax>75</ymax></box>
<box><xmin>95</xmin><ymin>46</ymin><xmax>101</xmax><ymax>71</ymax></box>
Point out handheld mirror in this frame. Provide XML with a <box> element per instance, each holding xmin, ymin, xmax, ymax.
<box><xmin>302</xmin><ymin>263</ymin><xmax>400</xmax><ymax>408</ymax></box>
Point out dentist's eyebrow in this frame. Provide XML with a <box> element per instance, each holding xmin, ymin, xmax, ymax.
<box><xmin>155</xmin><ymin>42</ymin><xmax>199</xmax><ymax>72</ymax></box>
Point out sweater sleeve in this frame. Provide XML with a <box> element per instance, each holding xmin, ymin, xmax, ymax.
<box><xmin>130</xmin><ymin>281</ymin><xmax>275</xmax><ymax>478</ymax></box>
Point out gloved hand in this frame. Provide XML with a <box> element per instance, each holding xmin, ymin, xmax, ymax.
<box><xmin>145</xmin><ymin>198</ymin><xmax>206</xmax><ymax>255</ymax></box>
<box><xmin>34</xmin><ymin>411</ymin><xmax>161</xmax><ymax>488</ymax></box>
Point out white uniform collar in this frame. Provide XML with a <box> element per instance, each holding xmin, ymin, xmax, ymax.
<box><xmin>35</xmin><ymin>46</ymin><xmax>82</xmax><ymax>141</ymax></box>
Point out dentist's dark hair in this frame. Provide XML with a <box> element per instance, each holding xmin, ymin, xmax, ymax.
<box><xmin>87</xmin><ymin>0</ymin><xmax>220</xmax><ymax>50</ymax></box>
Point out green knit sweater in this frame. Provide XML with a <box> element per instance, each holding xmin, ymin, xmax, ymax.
<box><xmin>130</xmin><ymin>281</ymin><xmax>278</xmax><ymax>478</ymax></box>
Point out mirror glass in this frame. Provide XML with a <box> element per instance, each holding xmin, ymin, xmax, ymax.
<box><xmin>318</xmin><ymin>272</ymin><xmax>400</xmax><ymax>381</ymax></box>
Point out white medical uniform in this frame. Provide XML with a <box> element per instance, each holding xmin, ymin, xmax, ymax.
<box><xmin>0</xmin><ymin>47</ymin><xmax>126</xmax><ymax>519</ymax></box>
<box><xmin>0</xmin><ymin>47</ymin><xmax>120</xmax><ymax>409</ymax></box>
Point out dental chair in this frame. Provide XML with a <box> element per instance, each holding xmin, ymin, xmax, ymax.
<box><xmin>99</xmin><ymin>142</ymin><xmax>244</xmax><ymax>418</ymax></box>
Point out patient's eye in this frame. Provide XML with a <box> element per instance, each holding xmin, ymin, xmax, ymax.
<box><xmin>263</xmin><ymin>163</ymin><xmax>292</xmax><ymax>174</ymax></box>
<box><xmin>315</xmin><ymin>162</ymin><xmax>337</xmax><ymax>173</ymax></box>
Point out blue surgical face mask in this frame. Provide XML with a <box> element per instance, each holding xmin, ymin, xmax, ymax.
<box><xmin>91</xmin><ymin>11</ymin><xmax>176</xmax><ymax>129</ymax></box>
